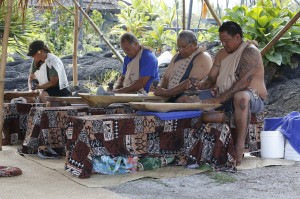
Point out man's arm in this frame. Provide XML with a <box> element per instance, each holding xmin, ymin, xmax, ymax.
<box><xmin>114</xmin><ymin>76</ymin><xmax>151</xmax><ymax>93</ymax></box>
<box><xmin>196</xmin><ymin>62</ymin><xmax>220</xmax><ymax>90</ymax></box>
<box><xmin>155</xmin><ymin>79</ymin><xmax>189</xmax><ymax>97</ymax></box>
<box><xmin>114</xmin><ymin>75</ymin><xmax>125</xmax><ymax>90</ymax></box>
<box><xmin>28</xmin><ymin>73</ymin><xmax>36</xmax><ymax>91</ymax></box>
<box><xmin>36</xmin><ymin>76</ymin><xmax>59</xmax><ymax>90</ymax></box>
<box><xmin>218</xmin><ymin>47</ymin><xmax>259</xmax><ymax>103</ymax></box>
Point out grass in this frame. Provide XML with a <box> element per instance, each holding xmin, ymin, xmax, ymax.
<box><xmin>205</xmin><ymin>172</ymin><xmax>237</xmax><ymax>184</ymax></box>
<box><xmin>84</xmin><ymin>70</ymin><xmax>120</xmax><ymax>94</ymax></box>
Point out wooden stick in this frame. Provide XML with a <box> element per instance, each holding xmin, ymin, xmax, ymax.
<box><xmin>204</xmin><ymin>0</ymin><xmax>222</xmax><ymax>26</ymax></box>
<box><xmin>79</xmin><ymin>0</ymin><xmax>94</xmax><ymax>29</ymax></box>
<box><xmin>182</xmin><ymin>0</ymin><xmax>186</xmax><ymax>30</ymax></box>
<box><xmin>261</xmin><ymin>11</ymin><xmax>300</xmax><ymax>56</ymax></box>
<box><xmin>73</xmin><ymin>4</ymin><xmax>79</xmax><ymax>86</ymax></box>
<box><xmin>54</xmin><ymin>0</ymin><xmax>75</xmax><ymax>15</ymax></box>
<box><xmin>72</xmin><ymin>0</ymin><xmax>124</xmax><ymax>63</ymax></box>
<box><xmin>0</xmin><ymin>0</ymin><xmax>13</xmax><ymax>150</ymax></box>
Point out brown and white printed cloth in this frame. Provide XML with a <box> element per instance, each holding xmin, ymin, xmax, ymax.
<box><xmin>166</xmin><ymin>47</ymin><xmax>205</xmax><ymax>89</ymax></box>
<box><xmin>65</xmin><ymin>114</ymin><xmax>237</xmax><ymax>178</ymax></box>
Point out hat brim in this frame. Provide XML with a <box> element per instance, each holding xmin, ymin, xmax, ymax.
<box><xmin>27</xmin><ymin>50</ymin><xmax>36</xmax><ymax>56</ymax></box>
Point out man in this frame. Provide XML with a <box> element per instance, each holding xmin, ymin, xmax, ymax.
<box><xmin>185</xmin><ymin>21</ymin><xmax>268</xmax><ymax>165</ymax></box>
<box><xmin>113</xmin><ymin>32</ymin><xmax>159</xmax><ymax>94</ymax></box>
<box><xmin>154</xmin><ymin>30</ymin><xmax>212</xmax><ymax>102</ymax></box>
<box><xmin>27</xmin><ymin>40</ymin><xmax>70</xmax><ymax>102</ymax></box>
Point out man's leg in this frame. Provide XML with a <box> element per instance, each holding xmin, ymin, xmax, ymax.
<box><xmin>233</xmin><ymin>91</ymin><xmax>251</xmax><ymax>166</ymax></box>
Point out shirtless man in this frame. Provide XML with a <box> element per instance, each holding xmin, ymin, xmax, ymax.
<box><xmin>154</xmin><ymin>30</ymin><xmax>212</xmax><ymax>102</ymax></box>
<box><xmin>185</xmin><ymin>21</ymin><xmax>268</xmax><ymax>165</ymax></box>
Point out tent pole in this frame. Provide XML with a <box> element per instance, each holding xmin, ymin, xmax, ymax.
<box><xmin>73</xmin><ymin>3</ymin><xmax>79</xmax><ymax>86</ymax></box>
<box><xmin>0</xmin><ymin>0</ymin><xmax>13</xmax><ymax>151</ymax></box>
<box><xmin>261</xmin><ymin>11</ymin><xmax>300</xmax><ymax>56</ymax></box>
<box><xmin>182</xmin><ymin>0</ymin><xmax>186</xmax><ymax>30</ymax></box>
<box><xmin>72</xmin><ymin>0</ymin><xmax>124</xmax><ymax>63</ymax></box>
<box><xmin>187</xmin><ymin>0</ymin><xmax>193</xmax><ymax>30</ymax></box>
<box><xmin>204</xmin><ymin>0</ymin><xmax>222</xmax><ymax>26</ymax></box>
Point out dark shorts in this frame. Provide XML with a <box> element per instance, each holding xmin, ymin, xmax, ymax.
<box><xmin>167</xmin><ymin>93</ymin><xmax>185</xmax><ymax>103</ymax></box>
<box><xmin>45</xmin><ymin>86</ymin><xmax>71</xmax><ymax>97</ymax></box>
<box><xmin>199</xmin><ymin>89</ymin><xmax>264</xmax><ymax>113</ymax></box>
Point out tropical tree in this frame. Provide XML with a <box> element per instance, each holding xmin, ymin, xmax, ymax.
<box><xmin>0</xmin><ymin>1</ymin><xmax>39</xmax><ymax>61</ymax></box>
<box><xmin>205</xmin><ymin>0</ymin><xmax>300</xmax><ymax>69</ymax></box>
<box><xmin>111</xmin><ymin>0</ymin><xmax>177</xmax><ymax>54</ymax></box>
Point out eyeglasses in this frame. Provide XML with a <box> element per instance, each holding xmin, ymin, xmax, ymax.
<box><xmin>177</xmin><ymin>43</ymin><xmax>192</xmax><ymax>52</ymax></box>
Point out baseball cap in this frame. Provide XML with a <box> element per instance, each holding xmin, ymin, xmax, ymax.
<box><xmin>27</xmin><ymin>40</ymin><xmax>45</xmax><ymax>56</ymax></box>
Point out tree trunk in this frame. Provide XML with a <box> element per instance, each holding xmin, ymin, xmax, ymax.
<box><xmin>0</xmin><ymin>0</ymin><xmax>13</xmax><ymax>150</ymax></box>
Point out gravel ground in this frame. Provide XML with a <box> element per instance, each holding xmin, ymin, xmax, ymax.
<box><xmin>108</xmin><ymin>162</ymin><xmax>300</xmax><ymax>199</ymax></box>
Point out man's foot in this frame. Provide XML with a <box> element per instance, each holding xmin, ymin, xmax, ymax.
<box><xmin>235</xmin><ymin>147</ymin><xmax>244</xmax><ymax>166</ymax></box>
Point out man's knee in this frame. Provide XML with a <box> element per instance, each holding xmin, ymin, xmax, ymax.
<box><xmin>233</xmin><ymin>91</ymin><xmax>250</xmax><ymax>111</ymax></box>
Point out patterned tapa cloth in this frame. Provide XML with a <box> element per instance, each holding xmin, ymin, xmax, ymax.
<box><xmin>21</xmin><ymin>104</ymin><xmax>135</xmax><ymax>155</ymax></box>
<box><xmin>0</xmin><ymin>166</ymin><xmax>22</xmax><ymax>177</ymax></box>
<box><xmin>2</xmin><ymin>103</ymin><xmax>46</xmax><ymax>145</ymax></box>
<box><xmin>65</xmin><ymin>114</ymin><xmax>236</xmax><ymax>178</ymax></box>
<box><xmin>224</xmin><ymin>111</ymin><xmax>264</xmax><ymax>154</ymax></box>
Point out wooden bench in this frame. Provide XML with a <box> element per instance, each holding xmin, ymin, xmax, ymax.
<box><xmin>4</xmin><ymin>91</ymin><xmax>39</xmax><ymax>103</ymax></box>
<box><xmin>45</xmin><ymin>96</ymin><xmax>87</xmax><ymax>107</ymax></box>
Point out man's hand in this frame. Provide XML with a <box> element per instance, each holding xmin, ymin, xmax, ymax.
<box><xmin>149</xmin><ymin>80</ymin><xmax>159</xmax><ymax>92</ymax></box>
<box><xmin>202</xmin><ymin>97</ymin><xmax>222</xmax><ymax>104</ymax></box>
<box><xmin>186</xmin><ymin>76</ymin><xmax>201</xmax><ymax>90</ymax></box>
<box><xmin>154</xmin><ymin>87</ymin><xmax>168</xmax><ymax>96</ymax></box>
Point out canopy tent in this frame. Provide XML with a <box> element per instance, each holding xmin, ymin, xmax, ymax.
<box><xmin>1</xmin><ymin>0</ymin><xmax>300</xmax><ymax>150</ymax></box>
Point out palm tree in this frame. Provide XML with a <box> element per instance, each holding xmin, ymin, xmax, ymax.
<box><xmin>0</xmin><ymin>0</ymin><xmax>54</xmax><ymax>59</ymax></box>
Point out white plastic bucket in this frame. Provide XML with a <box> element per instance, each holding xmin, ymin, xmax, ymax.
<box><xmin>260</xmin><ymin>131</ymin><xmax>285</xmax><ymax>158</ymax></box>
<box><xmin>284</xmin><ymin>139</ymin><xmax>300</xmax><ymax>161</ymax></box>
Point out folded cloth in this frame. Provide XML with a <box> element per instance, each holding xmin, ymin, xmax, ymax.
<box><xmin>267</xmin><ymin>111</ymin><xmax>300</xmax><ymax>154</ymax></box>
<box><xmin>0</xmin><ymin>166</ymin><xmax>22</xmax><ymax>177</ymax></box>
<box><xmin>264</xmin><ymin>117</ymin><xmax>284</xmax><ymax>131</ymax></box>
<box><xmin>137</xmin><ymin>110</ymin><xmax>202</xmax><ymax>120</ymax></box>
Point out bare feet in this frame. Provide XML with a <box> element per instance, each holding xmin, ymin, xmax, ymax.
<box><xmin>235</xmin><ymin>146</ymin><xmax>244</xmax><ymax>166</ymax></box>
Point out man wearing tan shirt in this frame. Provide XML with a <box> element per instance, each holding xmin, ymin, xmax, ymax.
<box><xmin>154</xmin><ymin>30</ymin><xmax>212</xmax><ymax>102</ymax></box>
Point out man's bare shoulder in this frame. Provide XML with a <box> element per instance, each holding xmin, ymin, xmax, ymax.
<box><xmin>214</xmin><ymin>48</ymin><xmax>228</xmax><ymax>65</ymax></box>
<box><xmin>242</xmin><ymin>44</ymin><xmax>262</xmax><ymax>62</ymax></box>
<box><xmin>195</xmin><ymin>51</ymin><xmax>212</xmax><ymax>61</ymax></box>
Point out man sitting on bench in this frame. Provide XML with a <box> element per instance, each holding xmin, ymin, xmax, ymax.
<box><xmin>182</xmin><ymin>21</ymin><xmax>268</xmax><ymax>165</ymax></box>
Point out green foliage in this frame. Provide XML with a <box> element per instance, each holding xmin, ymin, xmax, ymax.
<box><xmin>34</xmin><ymin>8</ymin><xmax>105</xmax><ymax>57</ymax></box>
<box><xmin>111</xmin><ymin>0</ymin><xmax>178</xmax><ymax>54</ymax></box>
<box><xmin>96</xmin><ymin>69</ymin><xmax>120</xmax><ymax>87</ymax></box>
<box><xmin>0</xmin><ymin>2</ymin><xmax>39</xmax><ymax>61</ymax></box>
<box><xmin>206</xmin><ymin>0</ymin><xmax>300</xmax><ymax>68</ymax></box>
<box><xmin>39</xmin><ymin>7</ymin><xmax>74</xmax><ymax>56</ymax></box>
<box><xmin>85</xmin><ymin>69</ymin><xmax>120</xmax><ymax>94</ymax></box>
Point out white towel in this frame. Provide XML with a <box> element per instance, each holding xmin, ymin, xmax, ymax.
<box><xmin>34</xmin><ymin>63</ymin><xmax>48</xmax><ymax>85</ymax></box>
<box><xmin>45</xmin><ymin>53</ymin><xmax>69</xmax><ymax>90</ymax></box>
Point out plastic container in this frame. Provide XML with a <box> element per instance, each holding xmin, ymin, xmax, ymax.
<box><xmin>284</xmin><ymin>139</ymin><xmax>300</xmax><ymax>161</ymax></box>
<box><xmin>264</xmin><ymin>117</ymin><xmax>283</xmax><ymax>131</ymax></box>
<box><xmin>260</xmin><ymin>131</ymin><xmax>285</xmax><ymax>158</ymax></box>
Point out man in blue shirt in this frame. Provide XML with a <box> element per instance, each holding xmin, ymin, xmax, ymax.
<box><xmin>113</xmin><ymin>32</ymin><xmax>159</xmax><ymax>94</ymax></box>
